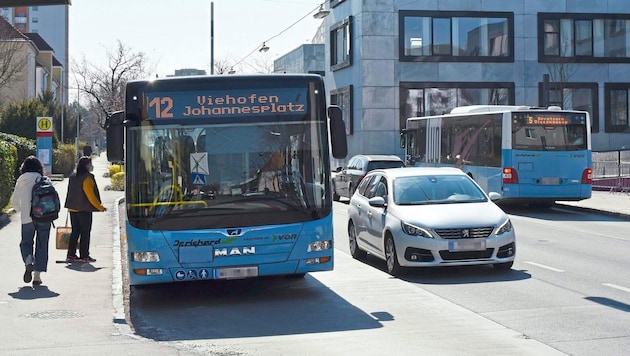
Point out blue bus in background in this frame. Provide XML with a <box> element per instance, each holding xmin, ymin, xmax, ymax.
<box><xmin>402</xmin><ymin>105</ymin><xmax>592</xmax><ymax>206</ymax></box>
<box><xmin>106</xmin><ymin>74</ymin><xmax>347</xmax><ymax>285</ymax></box>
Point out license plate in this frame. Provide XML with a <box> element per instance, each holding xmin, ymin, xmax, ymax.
<box><xmin>448</xmin><ymin>239</ymin><xmax>486</xmax><ymax>251</ymax></box>
<box><xmin>541</xmin><ymin>177</ymin><xmax>561</xmax><ymax>185</ymax></box>
<box><xmin>214</xmin><ymin>266</ymin><xmax>258</xmax><ymax>279</ymax></box>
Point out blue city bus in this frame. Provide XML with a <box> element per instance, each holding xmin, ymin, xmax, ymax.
<box><xmin>106</xmin><ymin>74</ymin><xmax>347</xmax><ymax>285</ymax></box>
<box><xmin>402</xmin><ymin>105</ymin><xmax>592</xmax><ymax>205</ymax></box>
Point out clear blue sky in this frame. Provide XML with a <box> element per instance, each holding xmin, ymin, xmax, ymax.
<box><xmin>69</xmin><ymin>0</ymin><xmax>323</xmax><ymax>77</ymax></box>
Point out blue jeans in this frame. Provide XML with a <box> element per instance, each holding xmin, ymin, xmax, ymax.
<box><xmin>20</xmin><ymin>221</ymin><xmax>51</xmax><ymax>272</ymax></box>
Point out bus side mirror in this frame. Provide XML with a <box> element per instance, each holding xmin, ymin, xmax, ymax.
<box><xmin>106</xmin><ymin>111</ymin><xmax>125</xmax><ymax>163</ymax></box>
<box><xmin>328</xmin><ymin>105</ymin><xmax>347</xmax><ymax>159</ymax></box>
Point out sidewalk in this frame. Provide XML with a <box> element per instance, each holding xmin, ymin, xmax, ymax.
<box><xmin>0</xmin><ymin>153</ymin><xmax>179</xmax><ymax>355</ymax></box>
<box><xmin>555</xmin><ymin>190</ymin><xmax>630</xmax><ymax>219</ymax></box>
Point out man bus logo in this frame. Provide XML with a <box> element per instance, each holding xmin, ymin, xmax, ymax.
<box><xmin>214</xmin><ymin>247</ymin><xmax>256</xmax><ymax>257</ymax></box>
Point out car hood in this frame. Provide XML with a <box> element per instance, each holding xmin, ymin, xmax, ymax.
<box><xmin>392</xmin><ymin>201</ymin><xmax>507</xmax><ymax>228</ymax></box>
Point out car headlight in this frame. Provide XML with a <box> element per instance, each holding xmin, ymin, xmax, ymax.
<box><xmin>495</xmin><ymin>219</ymin><xmax>513</xmax><ymax>235</ymax></box>
<box><xmin>401</xmin><ymin>222</ymin><xmax>434</xmax><ymax>238</ymax></box>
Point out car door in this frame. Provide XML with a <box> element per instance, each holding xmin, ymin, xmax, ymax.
<box><xmin>336</xmin><ymin>157</ymin><xmax>355</xmax><ymax>198</ymax></box>
<box><xmin>350</xmin><ymin>174</ymin><xmax>375</xmax><ymax>252</ymax></box>
<box><xmin>363</xmin><ymin>174</ymin><xmax>389</xmax><ymax>258</ymax></box>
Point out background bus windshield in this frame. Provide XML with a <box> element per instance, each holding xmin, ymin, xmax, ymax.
<box><xmin>512</xmin><ymin>112</ymin><xmax>587</xmax><ymax>151</ymax></box>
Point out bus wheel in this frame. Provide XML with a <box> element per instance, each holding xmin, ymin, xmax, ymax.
<box><xmin>385</xmin><ymin>234</ymin><xmax>403</xmax><ymax>276</ymax></box>
<box><xmin>348</xmin><ymin>221</ymin><xmax>367</xmax><ymax>260</ymax></box>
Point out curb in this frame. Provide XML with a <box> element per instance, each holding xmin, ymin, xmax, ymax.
<box><xmin>554</xmin><ymin>202</ymin><xmax>630</xmax><ymax>220</ymax></box>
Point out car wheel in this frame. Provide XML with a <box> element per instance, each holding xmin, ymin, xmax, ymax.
<box><xmin>348</xmin><ymin>221</ymin><xmax>367</xmax><ymax>260</ymax></box>
<box><xmin>385</xmin><ymin>234</ymin><xmax>403</xmax><ymax>276</ymax></box>
<box><xmin>493</xmin><ymin>261</ymin><xmax>514</xmax><ymax>270</ymax></box>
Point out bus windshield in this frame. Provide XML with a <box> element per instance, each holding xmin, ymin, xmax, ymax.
<box><xmin>126</xmin><ymin>120</ymin><xmax>330</xmax><ymax>230</ymax></box>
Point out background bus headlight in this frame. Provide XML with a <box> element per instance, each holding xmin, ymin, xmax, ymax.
<box><xmin>132</xmin><ymin>252</ymin><xmax>160</xmax><ymax>262</ymax></box>
<box><xmin>308</xmin><ymin>240</ymin><xmax>332</xmax><ymax>252</ymax></box>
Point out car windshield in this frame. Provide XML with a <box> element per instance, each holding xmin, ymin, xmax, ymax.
<box><xmin>393</xmin><ymin>174</ymin><xmax>487</xmax><ymax>205</ymax></box>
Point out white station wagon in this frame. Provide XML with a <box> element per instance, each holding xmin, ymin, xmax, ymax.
<box><xmin>347</xmin><ymin>167</ymin><xmax>516</xmax><ymax>276</ymax></box>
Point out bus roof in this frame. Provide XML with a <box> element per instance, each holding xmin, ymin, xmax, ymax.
<box><xmin>449</xmin><ymin>105</ymin><xmax>534</xmax><ymax>114</ymax></box>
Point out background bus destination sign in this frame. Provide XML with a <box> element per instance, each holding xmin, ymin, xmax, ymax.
<box><xmin>144</xmin><ymin>88</ymin><xmax>308</xmax><ymax>120</ymax></box>
<box><xmin>514</xmin><ymin>112</ymin><xmax>586</xmax><ymax>126</ymax></box>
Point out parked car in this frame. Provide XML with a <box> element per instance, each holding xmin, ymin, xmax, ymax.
<box><xmin>332</xmin><ymin>154</ymin><xmax>404</xmax><ymax>201</ymax></box>
<box><xmin>347</xmin><ymin>167</ymin><xmax>515</xmax><ymax>276</ymax></box>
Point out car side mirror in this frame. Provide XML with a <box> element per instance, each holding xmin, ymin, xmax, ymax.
<box><xmin>488</xmin><ymin>192</ymin><xmax>501</xmax><ymax>201</ymax></box>
<box><xmin>368</xmin><ymin>196</ymin><xmax>386</xmax><ymax>208</ymax></box>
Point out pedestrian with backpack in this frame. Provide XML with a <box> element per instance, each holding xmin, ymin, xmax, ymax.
<box><xmin>12</xmin><ymin>156</ymin><xmax>54</xmax><ymax>286</ymax></box>
<box><xmin>64</xmin><ymin>156</ymin><xmax>106</xmax><ymax>263</ymax></box>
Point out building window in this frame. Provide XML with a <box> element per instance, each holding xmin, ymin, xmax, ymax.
<box><xmin>330</xmin><ymin>16</ymin><xmax>352</xmax><ymax>71</ymax></box>
<box><xmin>538</xmin><ymin>82</ymin><xmax>599</xmax><ymax>133</ymax></box>
<box><xmin>32</xmin><ymin>17</ymin><xmax>38</xmax><ymax>23</ymax></box>
<box><xmin>330</xmin><ymin>85</ymin><xmax>353</xmax><ymax>135</ymax></box>
<box><xmin>399</xmin><ymin>82</ymin><xmax>514</xmax><ymax>130</ymax></box>
<box><xmin>605</xmin><ymin>83</ymin><xmax>630</xmax><ymax>132</ymax></box>
<box><xmin>539</xmin><ymin>13</ymin><xmax>630</xmax><ymax>63</ymax></box>
<box><xmin>400</xmin><ymin>11</ymin><xmax>513</xmax><ymax>62</ymax></box>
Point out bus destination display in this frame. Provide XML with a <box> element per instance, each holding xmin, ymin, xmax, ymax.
<box><xmin>144</xmin><ymin>88</ymin><xmax>308</xmax><ymax>120</ymax></box>
<box><xmin>513</xmin><ymin>112</ymin><xmax>586</xmax><ymax>126</ymax></box>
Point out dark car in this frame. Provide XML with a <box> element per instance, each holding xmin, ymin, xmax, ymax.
<box><xmin>332</xmin><ymin>154</ymin><xmax>405</xmax><ymax>201</ymax></box>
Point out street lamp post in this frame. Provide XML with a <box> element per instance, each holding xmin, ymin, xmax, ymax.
<box><xmin>210</xmin><ymin>1</ymin><xmax>214</xmax><ymax>74</ymax></box>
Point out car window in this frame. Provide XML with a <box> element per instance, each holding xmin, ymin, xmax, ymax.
<box><xmin>346</xmin><ymin>158</ymin><xmax>356</xmax><ymax>169</ymax></box>
<box><xmin>356</xmin><ymin>175</ymin><xmax>374</xmax><ymax>196</ymax></box>
<box><xmin>366</xmin><ymin>160</ymin><xmax>404</xmax><ymax>171</ymax></box>
<box><xmin>365</xmin><ymin>175</ymin><xmax>387</xmax><ymax>199</ymax></box>
<box><xmin>393</xmin><ymin>175</ymin><xmax>487</xmax><ymax>205</ymax></box>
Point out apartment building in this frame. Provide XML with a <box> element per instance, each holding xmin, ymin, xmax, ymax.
<box><xmin>1</xmin><ymin>3</ymin><xmax>68</xmax><ymax>104</ymax></box>
<box><xmin>283</xmin><ymin>0</ymin><xmax>630</xmax><ymax>163</ymax></box>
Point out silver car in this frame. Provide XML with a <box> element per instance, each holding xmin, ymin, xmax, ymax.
<box><xmin>347</xmin><ymin>167</ymin><xmax>515</xmax><ymax>276</ymax></box>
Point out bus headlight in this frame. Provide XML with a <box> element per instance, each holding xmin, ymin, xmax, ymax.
<box><xmin>132</xmin><ymin>252</ymin><xmax>160</xmax><ymax>262</ymax></box>
<box><xmin>308</xmin><ymin>240</ymin><xmax>332</xmax><ymax>252</ymax></box>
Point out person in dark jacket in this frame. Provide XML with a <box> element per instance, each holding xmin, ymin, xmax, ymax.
<box><xmin>64</xmin><ymin>156</ymin><xmax>106</xmax><ymax>263</ymax></box>
<box><xmin>12</xmin><ymin>156</ymin><xmax>51</xmax><ymax>286</ymax></box>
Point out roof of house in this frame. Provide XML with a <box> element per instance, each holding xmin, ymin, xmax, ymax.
<box><xmin>0</xmin><ymin>16</ymin><xmax>28</xmax><ymax>41</ymax></box>
<box><xmin>24</xmin><ymin>33</ymin><xmax>54</xmax><ymax>51</ymax></box>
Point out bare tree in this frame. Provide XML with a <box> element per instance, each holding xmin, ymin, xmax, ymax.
<box><xmin>72</xmin><ymin>40</ymin><xmax>152</xmax><ymax>127</ymax></box>
<box><xmin>0</xmin><ymin>40</ymin><xmax>26</xmax><ymax>104</ymax></box>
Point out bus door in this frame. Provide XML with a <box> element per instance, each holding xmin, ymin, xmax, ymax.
<box><xmin>426</xmin><ymin>118</ymin><xmax>442</xmax><ymax>165</ymax></box>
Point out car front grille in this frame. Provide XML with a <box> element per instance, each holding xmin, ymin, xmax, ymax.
<box><xmin>434</xmin><ymin>227</ymin><xmax>494</xmax><ymax>239</ymax></box>
<box><xmin>439</xmin><ymin>249</ymin><xmax>494</xmax><ymax>260</ymax></box>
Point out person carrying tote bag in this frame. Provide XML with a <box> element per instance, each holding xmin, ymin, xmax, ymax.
<box><xmin>64</xmin><ymin>156</ymin><xmax>106</xmax><ymax>263</ymax></box>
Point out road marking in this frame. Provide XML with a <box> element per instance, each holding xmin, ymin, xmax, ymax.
<box><xmin>603</xmin><ymin>283</ymin><xmax>630</xmax><ymax>293</ymax></box>
<box><xmin>524</xmin><ymin>261</ymin><xmax>565</xmax><ymax>272</ymax></box>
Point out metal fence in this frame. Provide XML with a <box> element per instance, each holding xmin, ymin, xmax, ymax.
<box><xmin>592</xmin><ymin>150</ymin><xmax>630</xmax><ymax>192</ymax></box>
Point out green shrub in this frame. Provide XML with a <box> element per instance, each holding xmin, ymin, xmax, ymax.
<box><xmin>111</xmin><ymin>171</ymin><xmax>125</xmax><ymax>191</ymax></box>
<box><xmin>53</xmin><ymin>144</ymin><xmax>77</xmax><ymax>176</ymax></box>
<box><xmin>0</xmin><ymin>132</ymin><xmax>35</xmax><ymax>179</ymax></box>
<box><xmin>0</xmin><ymin>140</ymin><xmax>17</xmax><ymax>210</ymax></box>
